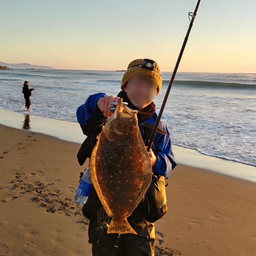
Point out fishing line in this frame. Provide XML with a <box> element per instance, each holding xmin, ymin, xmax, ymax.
<box><xmin>33</xmin><ymin>65</ymin><xmax>70</xmax><ymax>88</ymax></box>
<box><xmin>33</xmin><ymin>75</ymin><xmax>57</xmax><ymax>87</ymax></box>
<box><xmin>146</xmin><ymin>0</ymin><xmax>202</xmax><ymax>150</ymax></box>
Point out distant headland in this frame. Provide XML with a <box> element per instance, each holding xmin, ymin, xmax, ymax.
<box><xmin>0</xmin><ymin>66</ymin><xmax>13</xmax><ymax>70</ymax></box>
<box><xmin>0</xmin><ymin>61</ymin><xmax>54</xmax><ymax>70</ymax></box>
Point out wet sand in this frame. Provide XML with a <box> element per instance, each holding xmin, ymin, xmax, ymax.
<box><xmin>1</xmin><ymin>124</ymin><xmax>256</xmax><ymax>256</ymax></box>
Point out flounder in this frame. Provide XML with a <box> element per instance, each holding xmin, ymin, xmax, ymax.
<box><xmin>90</xmin><ymin>98</ymin><xmax>152</xmax><ymax>234</ymax></box>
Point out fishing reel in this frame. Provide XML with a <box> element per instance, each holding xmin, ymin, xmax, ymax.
<box><xmin>110</xmin><ymin>102</ymin><xmax>128</xmax><ymax>112</ymax></box>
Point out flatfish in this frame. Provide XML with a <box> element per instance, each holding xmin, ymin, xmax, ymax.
<box><xmin>90</xmin><ymin>98</ymin><xmax>152</xmax><ymax>234</ymax></box>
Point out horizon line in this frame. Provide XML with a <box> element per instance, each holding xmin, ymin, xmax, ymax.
<box><xmin>3</xmin><ymin>67</ymin><xmax>256</xmax><ymax>74</ymax></box>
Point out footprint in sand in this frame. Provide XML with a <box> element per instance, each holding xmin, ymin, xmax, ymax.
<box><xmin>155</xmin><ymin>231</ymin><xmax>183</xmax><ymax>255</ymax></box>
<box><xmin>17</xmin><ymin>142</ymin><xmax>25</xmax><ymax>150</ymax></box>
<box><xmin>6</xmin><ymin>172</ymin><xmax>88</xmax><ymax>231</ymax></box>
<box><xmin>155</xmin><ymin>246</ymin><xmax>182</xmax><ymax>256</ymax></box>
<box><xmin>155</xmin><ymin>231</ymin><xmax>165</xmax><ymax>246</ymax></box>
<box><xmin>1</xmin><ymin>151</ymin><xmax>9</xmax><ymax>159</ymax></box>
<box><xmin>68</xmin><ymin>182</ymin><xmax>78</xmax><ymax>193</ymax></box>
<box><xmin>38</xmin><ymin>170</ymin><xmax>45</xmax><ymax>176</ymax></box>
<box><xmin>208</xmin><ymin>209</ymin><xmax>222</xmax><ymax>227</ymax></box>
<box><xmin>26</xmin><ymin>134</ymin><xmax>37</xmax><ymax>142</ymax></box>
<box><xmin>156</xmin><ymin>231</ymin><xmax>164</xmax><ymax>238</ymax></box>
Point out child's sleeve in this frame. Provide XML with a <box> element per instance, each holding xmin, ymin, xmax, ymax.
<box><xmin>76</xmin><ymin>93</ymin><xmax>107</xmax><ymax>135</ymax></box>
<box><xmin>152</xmin><ymin>127</ymin><xmax>177</xmax><ymax>179</ymax></box>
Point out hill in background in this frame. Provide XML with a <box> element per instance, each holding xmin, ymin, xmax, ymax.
<box><xmin>0</xmin><ymin>61</ymin><xmax>54</xmax><ymax>69</ymax></box>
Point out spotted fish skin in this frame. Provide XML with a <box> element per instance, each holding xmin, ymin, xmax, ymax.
<box><xmin>90</xmin><ymin>98</ymin><xmax>152</xmax><ymax>235</ymax></box>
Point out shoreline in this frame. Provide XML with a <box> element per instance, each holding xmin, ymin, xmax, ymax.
<box><xmin>1</xmin><ymin>124</ymin><xmax>256</xmax><ymax>256</ymax></box>
<box><xmin>1</xmin><ymin>107</ymin><xmax>256</xmax><ymax>184</ymax></box>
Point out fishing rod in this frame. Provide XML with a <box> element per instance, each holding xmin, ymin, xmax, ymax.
<box><xmin>109</xmin><ymin>2</ymin><xmax>202</xmax><ymax>256</ymax></box>
<box><xmin>33</xmin><ymin>75</ymin><xmax>56</xmax><ymax>87</ymax></box>
<box><xmin>32</xmin><ymin>69</ymin><xmax>65</xmax><ymax>88</ymax></box>
<box><xmin>31</xmin><ymin>64</ymin><xmax>71</xmax><ymax>88</ymax></box>
<box><xmin>147</xmin><ymin>0</ymin><xmax>202</xmax><ymax>150</ymax></box>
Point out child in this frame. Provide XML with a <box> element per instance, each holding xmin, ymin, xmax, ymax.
<box><xmin>77</xmin><ymin>58</ymin><xmax>177</xmax><ymax>256</ymax></box>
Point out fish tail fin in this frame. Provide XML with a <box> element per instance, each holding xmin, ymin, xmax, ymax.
<box><xmin>107</xmin><ymin>217</ymin><xmax>137</xmax><ymax>235</ymax></box>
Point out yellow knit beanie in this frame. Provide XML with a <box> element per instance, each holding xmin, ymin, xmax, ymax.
<box><xmin>121</xmin><ymin>58</ymin><xmax>162</xmax><ymax>95</ymax></box>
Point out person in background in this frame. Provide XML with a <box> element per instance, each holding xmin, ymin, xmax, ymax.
<box><xmin>22</xmin><ymin>81</ymin><xmax>34</xmax><ymax>110</ymax></box>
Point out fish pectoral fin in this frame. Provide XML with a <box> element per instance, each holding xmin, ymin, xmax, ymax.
<box><xmin>107</xmin><ymin>217</ymin><xmax>137</xmax><ymax>235</ymax></box>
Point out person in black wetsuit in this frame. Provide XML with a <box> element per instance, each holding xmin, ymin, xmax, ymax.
<box><xmin>22</xmin><ymin>81</ymin><xmax>34</xmax><ymax>110</ymax></box>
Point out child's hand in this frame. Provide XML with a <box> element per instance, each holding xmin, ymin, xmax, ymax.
<box><xmin>97</xmin><ymin>96</ymin><xmax>120</xmax><ymax>117</ymax></box>
<box><xmin>147</xmin><ymin>147</ymin><xmax>157</xmax><ymax>166</ymax></box>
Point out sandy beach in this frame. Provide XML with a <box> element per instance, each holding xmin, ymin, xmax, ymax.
<box><xmin>1</xmin><ymin>124</ymin><xmax>256</xmax><ymax>256</ymax></box>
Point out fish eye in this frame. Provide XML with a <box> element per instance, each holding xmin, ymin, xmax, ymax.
<box><xmin>127</xmin><ymin>118</ymin><xmax>132</xmax><ymax>123</ymax></box>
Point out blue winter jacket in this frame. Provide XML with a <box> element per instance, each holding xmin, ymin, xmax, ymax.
<box><xmin>77</xmin><ymin>93</ymin><xmax>177</xmax><ymax>179</ymax></box>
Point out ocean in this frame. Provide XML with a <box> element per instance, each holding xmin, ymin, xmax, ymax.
<box><xmin>0</xmin><ymin>69</ymin><xmax>255</xmax><ymax>168</ymax></box>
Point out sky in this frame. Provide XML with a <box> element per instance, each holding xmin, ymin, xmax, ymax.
<box><xmin>1</xmin><ymin>0</ymin><xmax>256</xmax><ymax>73</ymax></box>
